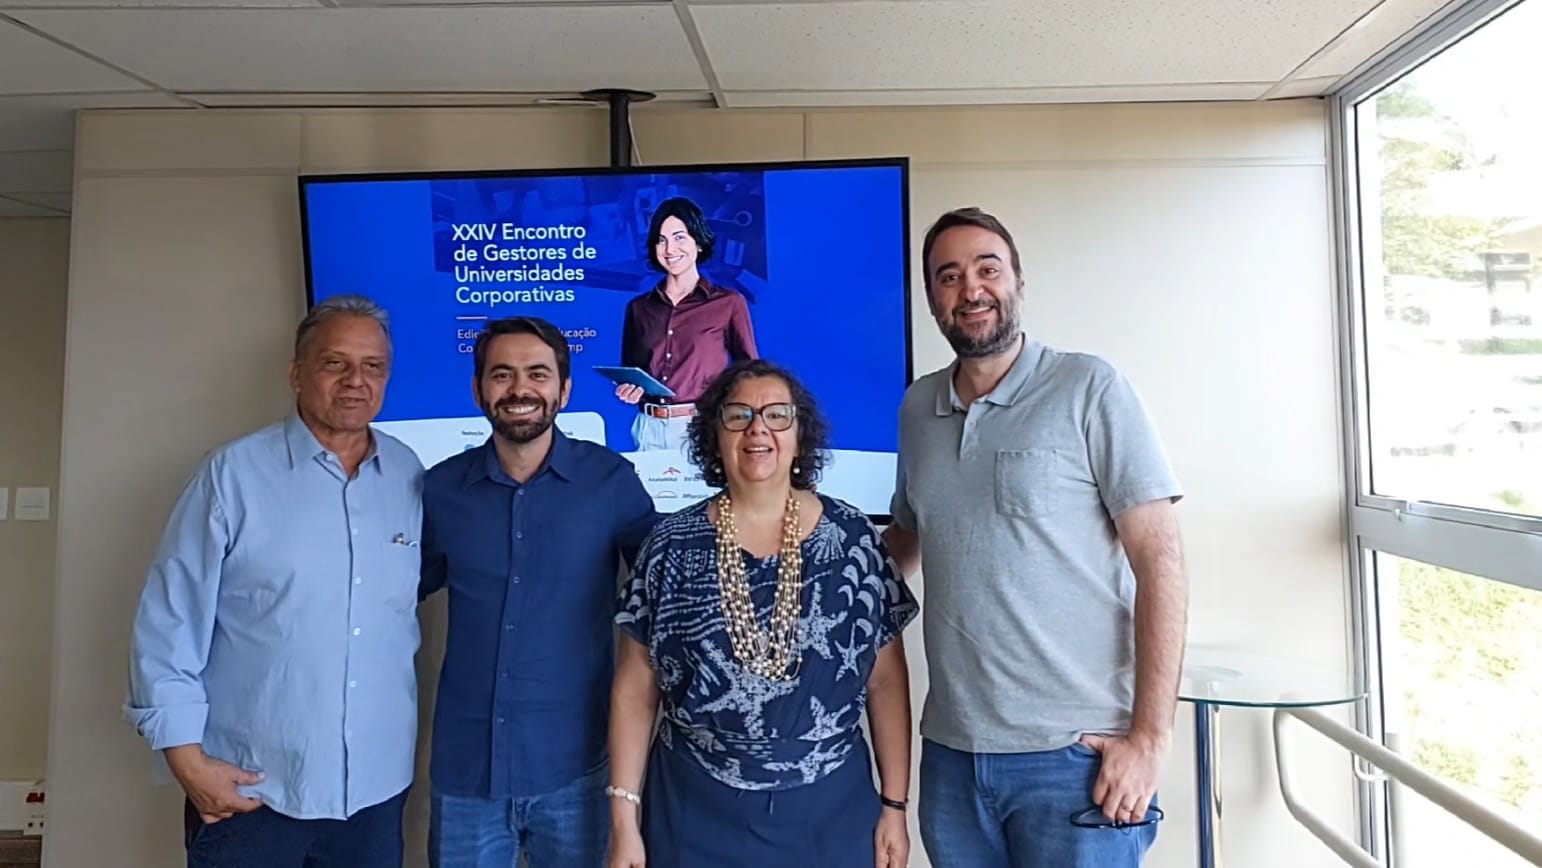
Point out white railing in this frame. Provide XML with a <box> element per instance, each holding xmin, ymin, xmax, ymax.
<box><xmin>1272</xmin><ymin>707</ymin><xmax>1542</xmax><ymax>867</ymax></box>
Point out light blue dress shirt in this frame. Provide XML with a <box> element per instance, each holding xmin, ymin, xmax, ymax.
<box><xmin>125</xmin><ymin>414</ymin><xmax>424</xmax><ymax>820</ymax></box>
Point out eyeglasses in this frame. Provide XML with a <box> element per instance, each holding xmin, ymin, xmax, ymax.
<box><xmin>1068</xmin><ymin>805</ymin><xmax>1164</xmax><ymax>829</ymax></box>
<box><xmin>719</xmin><ymin>402</ymin><xmax>797</xmax><ymax>432</ymax></box>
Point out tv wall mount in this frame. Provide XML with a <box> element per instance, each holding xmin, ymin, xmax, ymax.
<box><xmin>582</xmin><ymin>88</ymin><xmax>657</xmax><ymax>168</ymax></box>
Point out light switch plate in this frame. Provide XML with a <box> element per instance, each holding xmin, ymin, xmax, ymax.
<box><xmin>15</xmin><ymin>487</ymin><xmax>48</xmax><ymax>521</ymax></box>
<box><xmin>0</xmin><ymin>487</ymin><xmax>8</xmax><ymax>520</ymax></box>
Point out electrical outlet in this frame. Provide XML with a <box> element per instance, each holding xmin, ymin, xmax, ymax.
<box><xmin>24</xmin><ymin>815</ymin><xmax>44</xmax><ymax>835</ymax></box>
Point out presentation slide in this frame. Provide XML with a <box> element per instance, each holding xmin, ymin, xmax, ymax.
<box><xmin>300</xmin><ymin>160</ymin><xmax>911</xmax><ymax>517</ymax></box>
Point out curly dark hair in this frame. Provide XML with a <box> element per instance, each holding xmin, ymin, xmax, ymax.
<box><xmin>686</xmin><ymin>359</ymin><xmax>829</xmax><ymax>491</ymax></box>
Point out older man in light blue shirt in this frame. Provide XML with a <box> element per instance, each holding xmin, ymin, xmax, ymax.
<box><xmin>125</xmin><ymin>294</ymin><xmax>424</xmax><ymax>868</ymax></box>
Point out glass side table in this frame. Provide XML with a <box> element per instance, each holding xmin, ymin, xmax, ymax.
<box><xmin>1179</xmin><ymin>646</ymin><xmax>1367</xmax><ymax>868</ymax></box>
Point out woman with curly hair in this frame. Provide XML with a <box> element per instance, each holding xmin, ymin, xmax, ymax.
<box><xmin>604</xmin><ymin>358</ymin><xmax>918</xmax><ymax>868</ymax></box>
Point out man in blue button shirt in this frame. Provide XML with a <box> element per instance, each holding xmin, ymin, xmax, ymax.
<box><xmin>420</xmin><ymin>315</ymin><xmax>659</xmax><ymax>867</ymax></box>
<box><xmin>125</xmin><ymin>295</ymin><xmax>425</xmax><ymax>867</ymax></box>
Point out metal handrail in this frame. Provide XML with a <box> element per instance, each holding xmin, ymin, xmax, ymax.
<box><xmin>1273</xmin><ymin>707</ymin><xmax>1542</xmax><ymax>867</ymax></box>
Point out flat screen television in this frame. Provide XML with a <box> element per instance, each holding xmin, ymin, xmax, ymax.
<box><xmin>298</xmin><ymin>157</ymin><xmax>912</xmax><ymax>519</ymax></box>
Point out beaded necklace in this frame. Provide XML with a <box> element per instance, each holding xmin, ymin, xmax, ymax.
<box><xmin>711</xmin><ymin>490</ymin><xmax>804</xmax><ymax>680</ymax></box>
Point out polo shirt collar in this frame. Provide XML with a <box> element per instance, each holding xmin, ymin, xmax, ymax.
<box><xmin>936</xmin><ymin>332</ymin><xmax>1045</xmax><ymax>414</ymax></box>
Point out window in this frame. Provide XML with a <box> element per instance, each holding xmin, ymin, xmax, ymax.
<box><xmin>1373</xmin><ymin>553</ymin><xmax>1541</xmax><ymax>867</ymax></box>
<box><xmin>1353</xmin><ymin>0</ymin><xmax>1542</xmax><ymax>516</ymax></box>
<box><xmin>1338</xmin><ymin>1</ymin><xmax>1542</xmax><ymax>864</ymax></box>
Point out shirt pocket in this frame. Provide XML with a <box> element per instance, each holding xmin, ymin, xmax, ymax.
<box><xmin>994</xmin><ymin>449</ymin><xmax>1060</xmax><ymax>518</ymax></box>
<box><xmin>380</xmin><ymin>539</ymin><xmax>422</xmax><ymax>611</ymax></box>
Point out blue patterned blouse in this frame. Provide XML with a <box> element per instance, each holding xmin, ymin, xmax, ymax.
<box><xmin>616</xmin><ymin>493</ymin><xmax>919</xmax><ymax>791</ymax></box>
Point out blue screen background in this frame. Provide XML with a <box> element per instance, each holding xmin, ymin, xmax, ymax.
<box><xmin>301</xmin><ymin>163</ymin><xmax>910</xmax><ymax>455</ymax></box>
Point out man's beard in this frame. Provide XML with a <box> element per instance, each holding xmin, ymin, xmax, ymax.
<box><xmin>484</xmin><ymin>395</ymin><xmax>557</xmax><ymax>444</ymax></box>
<box><xmin>943</xmin><ymin>298</ymin><xmax>1021</xmax><ymax>359</ymax></box>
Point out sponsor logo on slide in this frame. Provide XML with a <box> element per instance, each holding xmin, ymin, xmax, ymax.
<box><xmin>647</xmin><ymin>466</ymin><xmax>701</xmax><ymax>484</ymax></box>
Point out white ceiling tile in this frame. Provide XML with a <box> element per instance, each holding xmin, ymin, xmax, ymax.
<box><xmin>11</xmin><ymin>7</ymin><xmax>707</xmax><ymax>92</ymax></box>
<box><xmin>0</xmin><ymin>150</ymin><xmax>73</xmax><ymax>191</ymax></box>
<box><xmin>0</xmin><ymin>195</ymin><xmax>67</xmax><ymax>217</ymax></box>
<box><xmin>0</xmin><ymin>17</ymin><xmax>152</xmax><ymax>93</ymax></box>
<box><xmin>724</xmin><ymin>83</ymin><xmax>1271</xmax><ymax>108</ymax></box>
<box><xmin>0</xmin><ymin>92</ymin><xmax>185</xmax><ymax>151</ymax></box>
<box><xmin>1294</xmin><ymin>0</ymin><xmax>1460</xmax><ymax>79</ymax></box>
<box><xmin>694</xmin><ymin>0</ymin><xmax>1384</xmax><ymax>91</ymax></box>
<box><xmin>5</xmin><ymin>191</ymin><xmax>72</xmax><ymax>210</ymax></box>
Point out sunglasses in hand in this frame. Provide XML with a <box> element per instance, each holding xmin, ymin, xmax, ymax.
<box><xmin>1068</xmin><ymin>804</ymin><xmax>1164</xmax><ymax>829</ymax></box>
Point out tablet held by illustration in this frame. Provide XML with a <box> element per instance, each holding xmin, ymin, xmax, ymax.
<box><xmin>592</xmin><ymin>366</ymin><xmax>676</xmax><ymax>398</ymax></box>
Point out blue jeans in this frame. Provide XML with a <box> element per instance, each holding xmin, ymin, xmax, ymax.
<box><xmin>184</xmin><ymin>788</ymin><xmax>406</xmax><ymax>868</ymax></box>
<box><xmin>428</xmin><ymin>763</ymin><xmax>607</xmax><ymax>868</ymax></box>
<box><xmin>919</xmin><ymin>739</ymin><xmax>1158</xmax><ymax>868</ymax></box>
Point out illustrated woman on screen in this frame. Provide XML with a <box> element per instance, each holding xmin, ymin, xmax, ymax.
<box><xmin>616</xmin><ymin>197</ymin><xmax>758</xmax><ymax>453</ymax></box>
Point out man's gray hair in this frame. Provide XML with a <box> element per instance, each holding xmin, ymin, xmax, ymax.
<box><xmin>294</xmin><ymin>294</ymin><xmax>391</xmax><ymax>360</ymax></box>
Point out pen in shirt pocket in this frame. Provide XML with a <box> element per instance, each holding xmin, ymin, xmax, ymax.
<box><xmin>391</xmin><ymin>533</ymin><xmax>419</xmax><ymax>548</ymax></box>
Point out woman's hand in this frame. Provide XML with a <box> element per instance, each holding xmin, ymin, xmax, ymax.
<box><xmin>607</xmin><ymin>822</ymin><xmax>646</xmax><ymax>868</ymax></box>
<box><xmin>874</xmin><ymin>806</ymin><xmax>909</xmax><ymax>868</ymax></box>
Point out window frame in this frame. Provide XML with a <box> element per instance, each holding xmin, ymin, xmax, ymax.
<box><xmin>1333</xmin><ymin>0</ymin><xmax>1542</xmax><ymax>571</ymax></box>
<box><xmin>1328</xmin><ymin>0</ymin><xmax>1542</xmax><ymax>860</ymax></box>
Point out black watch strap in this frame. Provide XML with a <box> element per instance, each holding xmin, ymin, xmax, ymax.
<box><xmin>880</xmin><ymin>796</ymin><xmax>908</xmax><ymax>811</ymax></box>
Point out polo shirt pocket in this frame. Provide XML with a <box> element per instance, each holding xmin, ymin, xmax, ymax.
<box><xmin>994</xmin><ymin>449</ymin><xmax>1059</xmax><ymax>517</ymax></box>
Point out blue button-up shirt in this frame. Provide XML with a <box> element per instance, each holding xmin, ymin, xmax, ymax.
<box><xmin>124</xmin><ymin>414</ymin><xmax>424</xmax><ymax>820</ymax></box>
<box><xmin>420</xmin><ymin>431</ymin><xmax>659</xmax><ymax>799</ymax></box>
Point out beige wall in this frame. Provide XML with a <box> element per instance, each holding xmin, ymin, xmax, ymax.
<box><xmin>0</xmin><ymin>218</ymin><xmax>68</xmax><ymax>783</ymax></box>
<box><xmin>48</xmin><ymin>100</ymin><xmax>1356</xmax><ymax>868</ymax></box>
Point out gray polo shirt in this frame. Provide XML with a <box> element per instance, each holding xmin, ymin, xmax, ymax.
<box><xmin>891</xmin><ymin>335</ymin><xmax>1182</xmax><ymax>754</ymax></box>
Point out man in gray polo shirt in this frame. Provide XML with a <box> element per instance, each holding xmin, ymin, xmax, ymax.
<box><xmin>886</xmin><ymin>207</ymin><xmax>1189</xmax><ymax>867</ymax></box>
